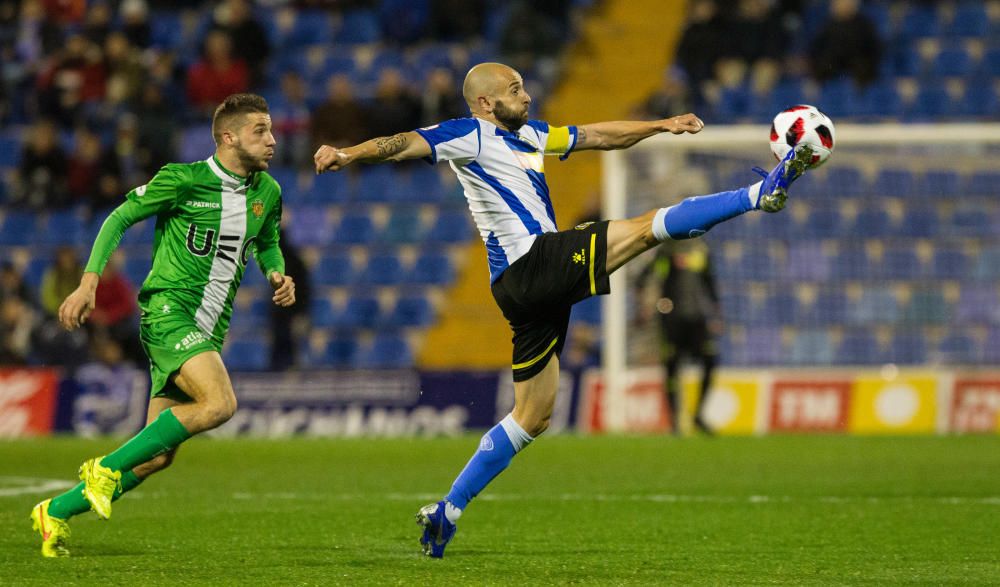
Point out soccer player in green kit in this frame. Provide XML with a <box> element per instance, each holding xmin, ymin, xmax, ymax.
<box><xmin>30</xmin><ymin>93</ymin><xmax>296</xmax><ymax>557</ymax></box>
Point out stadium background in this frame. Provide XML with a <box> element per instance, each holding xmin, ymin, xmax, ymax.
<box><xmin>1</xmin><ymin>0</ymin><xmax>999</xmax><ymax>438</ymax></box>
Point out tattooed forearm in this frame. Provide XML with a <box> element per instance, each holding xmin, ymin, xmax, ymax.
<box><xmin>374</xmin><ymin>134</ymin><xmax>407</xmax><ymax>158</ymax></box>
<box><xmin>576</xmin><ymin>127</ymin><xmax>587</xmax><ymax>147</ymax></box>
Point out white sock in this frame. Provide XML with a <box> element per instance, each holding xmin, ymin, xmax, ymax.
<box><xmin>499</xmin><ymin>413</ymin><xmax>534</xmax><ymax>452</ymax></box>
<box><xmin>444</xmin><ymin>501</ymin><xmax>462</xmax><ymax>523</ymax></box>
<box><xmin>747</xmin><ymin>181</ymin><xmax>763</xmax><ymax>209</ymax></box>
<box><xmin>651</xmin><ymin>206</ymin><xmax>674</xmax><ymax>242</ymax></box>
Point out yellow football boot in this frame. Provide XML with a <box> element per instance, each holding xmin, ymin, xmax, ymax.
<box><xmin>30</xmin><ymin>499</ymin><xmax>71</xmax><ymax>558</ymax></box>
<box><xmin>79</xmin><ymin>457</ymin><xmax>121</xmax><ymax>520</ymax></box>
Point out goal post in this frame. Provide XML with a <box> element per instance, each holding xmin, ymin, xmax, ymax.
<box><xmin>599</xmin><ymin>123</ymin><xmax>1000</xmax><ymax>433</ymax></box>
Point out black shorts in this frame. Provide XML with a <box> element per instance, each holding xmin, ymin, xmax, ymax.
<box><xmin>491</xmin><ymin>221</ymin><xmax>611</xmax><ymax>382</ymax></box>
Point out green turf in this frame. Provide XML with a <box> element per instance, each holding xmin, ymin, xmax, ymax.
<box><xmin>2</xmin><ymin>435</ymin><xmax>998</xmax><ymax>585</ymax></box>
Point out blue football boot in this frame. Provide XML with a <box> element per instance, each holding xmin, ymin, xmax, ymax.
<box><xmin>752</xmin><ymin>144</ymin><xmax>814</xmax><ymax>212</ymax></box>
<box><xmin>416</xmin><ymin>501</ymin><xmax>457</xmax><ymax>558</ymax></box>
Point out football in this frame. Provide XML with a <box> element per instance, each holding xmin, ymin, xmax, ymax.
<box><xmin>769</xmin><ymin>105</ymin><xmax>835</xmax><ymax>167</ymax></box>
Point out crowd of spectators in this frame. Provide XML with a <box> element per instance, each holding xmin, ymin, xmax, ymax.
<box><xmin>640</xmin><ymin>0</ymin><xmax>884</xmax><ymax>119</ymax></box>
<box><xmin>0</xmin><ymin>0</ymin><xmax>584</xmax><ymax>370</ymax></box>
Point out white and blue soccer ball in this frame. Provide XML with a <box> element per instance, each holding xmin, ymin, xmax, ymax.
<box><xmin>769</xmin><ymin>105</ymin><xmax>835</xmax><ymax>168</ymax></box>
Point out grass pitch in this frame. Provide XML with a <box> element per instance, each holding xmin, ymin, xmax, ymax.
<box><xmin>1</xmin><ymin>435</ymin><xmax>998</xmax><ymax>585</ymax></box>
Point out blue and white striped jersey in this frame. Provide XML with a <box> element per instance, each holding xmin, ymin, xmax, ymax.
<box><xmin>415</xmin><ymin>117</ymin><xmax>579</xmax><ymax>283</ymax></box>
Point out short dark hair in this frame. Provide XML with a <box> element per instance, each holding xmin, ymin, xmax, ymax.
<box><xmin>212</xmin><ymin>93</ymin><xmax>269</xmax><ymax>144</ymax></box>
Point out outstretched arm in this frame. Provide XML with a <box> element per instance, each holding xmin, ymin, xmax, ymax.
<box><xmin>314</xmin><ymin>131</ymin><xmax>432</xmax><ymax>173</ymax></box>
<box><xmin>575</xmin><ymin>113</ymin><xmax>704</xmax><ymax>151</ymax></box>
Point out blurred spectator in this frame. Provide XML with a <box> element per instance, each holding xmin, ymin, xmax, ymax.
<box><xmin>271</xmin><ymin>71</ymin><xmax>312</xmax><ymax>168</ymax></box>
<box><xmin>209</xmin><ymin>0</ymin><xmax>271</xmax><ymax>88</ymax></box>
<box><xmin>103</xmin><ymin>32</ymin><xmax>144</xmax><ymax>104</ymax></box>
<box><xmin>67</xmin><ymin>126</ymin><xmax>120</xmax><ymax>207</ymax></box>
<box><xmin>42</xmin><ymin>0</ymin><xmax>86</xmax><ymax>25</ymax></box>
<box><xmin>143</xmin><ymin>51</ymin><xmax>186</xmax><ymax>112</ymax></box>
<box><xmin>81</xmin><ymin>1</ymin><xmax>112</xmax><ymax>46</ymax></box>
<box><xmin>40</xmin><ymin>246</ymin><xmax>82</xmax><ymax>317</ymax></box>
<box><xmin>809</xmin><ymin>0</ymin><xmax>881</xmax><ymax>87</ymax></box>
<box><xmin>0</xmin><ymin>262</ymin><xmax>33</xmax><ymax>305</ymax></box>
<box><xmin>428</xmin><ymin>0</ymin><xmax>485</xmax><ymax>42</ymax></box>
<box><xmin>311</xmin><ymin>74</ymin><xmax>369</xmax><ymax>148</ymax></box>
<box><xmin>499</xmin><ymin>1</ymin><xmax>564</xmax><ymax>75</ymax></box>
<box><xmin>420</xmin><ymin>67</ymin><xmax>467</xmax><ymax>125</ymax></box>
<box><xmin>36</xmin><ymin>33</ymin><xmax>107</xmax><ymax>127</ymax></box>
<box><xmin>270</xmin><ymin>229</ymin><xmax>310</xmax><ymax>371</ymax></box>
<box><xmin>674</xmin><ymin>0</ymin><xmax>726</xmax><ymax>103</ymax></box>
<box><xmin>186</xmin><ymin>30</ymin><xmax>249</xmax><ymax>113</ymax></box>
<box><xmin>13</xmin><ymin>0</ymin><xmax>63</xmax><ymax>63</ymax></box>
<box><xmin>91</xmin><ymin>252</ymin><xmax>143</xmax><ymax>363</ymax></box>
<box><xmin>107</xmin><ymin>114</ymin><xmax>144</xmax><ymax>197</ymax></box>
<box><xmin>15</xmin><ymin>119</ymin><xmax>69</xmax><ymax>209</ymax></box>
<box><xmin>367</xmin><ymin>68</ymin><xmax>421</xmax><ymax>138</ymax></box>
<box><xmin>0</xmin><ymin>296</ymin><xmax>37</xmax><ymax>364</ymax></box>
<box><xmin>640</xmin><ymin>67</ymin><xmax>693</xmax><ymax>119</ymax></box>
<box><xmin>380</xmin><ymin>0</ymin><xmax>429</xmax><ymax>45</ymax></box>
<box><xmin>717</xmin><ymin>0</ymin><xmax>784</xmax><ymax>95</ymax></box>
<box><xmin>120</xmin><ymin>0</ymin><xmax>151</xmax><ymax>49</ymax></box>
<box><xmin>134</xmin><ymin>83</ymin><xmax>178</xmax><ymax>177</ymax></box>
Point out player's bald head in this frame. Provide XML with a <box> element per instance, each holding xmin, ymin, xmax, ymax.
<box><xmin>463</xmin><ymin>63</ymin><xmax>520</xmax><ymax>111</ymax></box>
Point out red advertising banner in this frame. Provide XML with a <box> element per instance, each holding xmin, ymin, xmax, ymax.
<box><xmin>951</xmin><ymin>379</ymin><xmax>1000</xmax><ymax>433</ymax></box>
<box><xmin>770</xmin><ymin>380</ymin><xmax>851</xmax><ymax>432</ymax></box>
<box><xmin>0</xmin><ymin>369</ymin><xmax>59</xmax><ymax>437</ymax></box>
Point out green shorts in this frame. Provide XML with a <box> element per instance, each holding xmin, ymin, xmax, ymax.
<box><xmin>139</xmin><ymin>305</ymin><xmax>222</xmax><ymax>403</ymax></box>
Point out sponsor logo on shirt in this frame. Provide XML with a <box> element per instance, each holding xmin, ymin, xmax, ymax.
<box><xmin>186</xmin><ymin>200</ymin><xmax>222</xmax><ymax>209</ymax></box>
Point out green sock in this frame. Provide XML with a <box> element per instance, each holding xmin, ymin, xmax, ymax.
<box><xmin>48</xmin><ymin>471</ymin><xmax>144</xmax><ymax>520</ymax></box>
<box><xmin>100</xmin><ymin>408</ymin><xmax>192</xmax><ymax>473</ymax></box>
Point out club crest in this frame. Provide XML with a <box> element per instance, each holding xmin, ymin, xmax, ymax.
<box><xmin>251</xmin><ymin>199</ymin><xmax>265</xmax><ymax>218</ymax></box>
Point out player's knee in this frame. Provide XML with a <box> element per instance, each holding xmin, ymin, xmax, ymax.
<box><xmin>526</xmin><ymin>416</ymin><xmax>551</xmax><ymax>437</ymax></box>
<box><xmin>203</xmin><ymin>390</ymin><xmax>237</xmax><ymax>427</ymax></box>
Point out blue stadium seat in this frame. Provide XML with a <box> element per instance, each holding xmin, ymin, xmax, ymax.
<box><xmin>179</xmin><ymin>125</ymin><xmax>215</xmax><ymax>163</ymax></box>
<box><xmin>847</xmin><ymin>289</ymin><xmax>899</xmax><ymax>325</ymax></box>
<box><xmin>124</xmin><ymin>255</ymin><xmax>151</xmax><ymax>286</ymax></box>
<box><xmin>948</xmin><ymin>203</ymin><xmax>992</xmax><ymax>236</ymax></box>
<box><xmin>899</xmin><ymin>205</ymin><xmax>938</xmax><ymax>237</ymax></box>
<box><xmin>836</xmin><ymin>331</ymin><xmax>882</xmax><ymax>365</ymax></box>
<box><xmin>404</xmin><ymin>165</ymin><xmax>446</xmax><ymax>203</ymax></box>
<box><xmin>572</xmin><ymin>294</ymin><xmax>602</xmax><ymax>325</ymax></box>
<box><xmin>355</xmin><ymin>333</ymin><xmax>413</xmax><ymax>369</ymax></box>
<box><xmin>425</xmin><ymin>209</ymin><xmax>475</xmax><ymax>243</ymax></box>
<box><xmin>408</xmin><ymin>251</ymin><xmax>454</xmax><ymax>285</ymax></box>
<box><xmin>899</xmin><ymin>5</ymin><xmax>941</xmax><ymax>39</ymax></box>
<box><xmin>0</xmin><ymin>212</ymin><xmax>37</xmax><ymax>245</ymax></box>
<box><xmin>856</xmin><ymin>81</ymin><xmax>902</xmax><ymax>118</ymax></box>
<box><xmin>880</xmin><ymin>246</ymin><xmax>923</xmax><ymax>280</ymax></box>
<box><xmin>741</xmin><ymin>326</ymin><xmax>783</xmax><ymax>365</ymax></box>
<box><xmin>947</xmin><ymin>4</ymin><xmax>989</xmax><ymax>38</ymax></box>
<box><xmin>332</xmin><ymin>212</ymin><xmax>375</xmax><ymax>245</ymax></box>
<box><xmin>37</xmin><ymin>210</ymin><xmax>87</xmax><ymax>245</ymax></box>
<box><xmin>957</xmin><ymin>83</ymin><xmax>998</xmax><ymax>117</ymax></box>
<box><xmin>871</xmin><ymin>169</ymin><xmax>915</xmax><ymax>197</ymax></box>
<box><xmin>789</xmin><ymin>329</ymin><xmax>834</xmax><ymax>365</ymax></box>
<box><xmin>334</xmin><ymin>294</ymin><xmax>381</xmax><ymax>329</ymax></box>
<box><xmin>932</xmin><ymin>46</ymin><xmax>975</xmax><ymax>78</ymax></box>
<box><xmin>935</xmin><ymin>333</ymin><xmax>977</xmax><ymax>364</ymax></box>
<box><xmin>224</xmin><ymin>339</ymin><xmax>270</xmax><ymax>371</ymax></box>
<box><xmin>825</xmin><ymin>166</ymin><xmax>866</xmax><ymax>197</ymax></box>
<box><xmin>888</xmin><ymin>332</ymin><xmax>927</xmax><ymax>364</ymax></box>
<box><xmin>336</xmin><ymin>9</ymin><xmax>382</xmax><ymax>44</ymax></box>
<box><xmin>956</xmin><ymin>285</ymin><xmax>1000</xmax><ymax>324</ymax></box>
<box><xmin>902</xmin><ymin>288</ymin><xmax>951</xmax><ymax>324</ymax></box>
<box><xmin>323</xmin><ymin>335</ymin><xmax>358</xmax><ymax>367</ymax></box>
<box><xmin>119</xmin><ymin>218</ymin><xmax>155</xmax><ymax>246</ymax></box>
<box><xmin>931</xmin><ymin>247</ymin><xmax>969</xmax><ymax>280</ymax></box>
<box><xmin>277</xmin><ymin>10</ymin><xmax>334</xmax><ymax>47</ymax></box>
<box><xmin>795</xmin><ymin>289</ymin><xmax>847</xmax><ymax>326</ymax></box>
<box><xmin>919</xmin><ymin>170</ymin><xmax>962</xmax><ymax>198</ymax></box>
<box><xmin>0</xmin><ymin>135</ymin><xmax>20</xmax><ymax>167</ymax></box>
<box><xmin>981</xmin><ymin>47</ymin><xmax>1000</xmax><ymax>77</ymax></box>
<box><xmin>381</xmin><ymin>207</ymin><xmax>424</xmax><ymax>244</ymax></box>
<box><xmin>359</xmin><ymin>251</ymin><xmax>404</xmax><ymax>286</ymax></box>
<box><xmin>831</xmin><ymin>244</ymin><xmax>870</xmax><ymax>280</ymax></box>
<box><xmin>313</xmin><ymin>252</ymin><xmax>355</xmax><ymax>286</ymax></box>
<box><xmin>972</xmin><ymin>245</ymin><xmax>1000</xmax><ymax>281</ymax></box>
<box><xmin>853</xmin><ymin>208</ymin><xmax>893</xmax><ymax>237</ymax></box>
<box><xmin>354</xmin><ymin>166</ymin><xmax>396</xmax><ymax>202</ymax></box>
<box><xmin>310</xmin><ymin>297</ymin><xmax>337</xmax><ymax>327</ymax></box>
<box><xmin>963</xmin><ymin>171</ymin><xmax>1000</xmax><ymax>196</ymax></box>
<box><xmin>984</xmin><ymin>330</ymin><xmax>1000</xmax><ymax>363</ymax></box>
<box><xmin>308</xmin><ymin>170</ymin><xmax>352</xmax><ymax>203</ymax></box>
<box><xmin>384</xmin><ymin>295</ymin><xmax>435</xmax><ymax>328</ymax></box>
<box><xmin>786</xmin><ymin>242</ymin><xmax>830</xmax><ymax>282</ymax></box>
<box><xmin>906</xmin><ymin>87</ymin><xmax>952</xmax><ymax>120</ymax></box>
<box><xmin>288</xmin><ymin>207</ymin><xmax>333</xmax><ymax>245</ymax></box>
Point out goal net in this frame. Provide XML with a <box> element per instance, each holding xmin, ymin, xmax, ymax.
<box><xmin>597</xmin><ymin>124</ymin><xmax>1000</xmax><ymax>433</ymax></box>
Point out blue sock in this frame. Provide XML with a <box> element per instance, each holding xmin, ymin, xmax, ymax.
<box><xmin>652</xmin><ymin>187</ymin><xmax>753</xmax><ymax>241</ymax></box>
<box><xmin>445</xmin><ymin>414</ymin><xmax>533</xmax><ymax>511</ymax></box>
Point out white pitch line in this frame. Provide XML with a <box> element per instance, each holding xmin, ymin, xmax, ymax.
<box><xmin>226</xmin><ymin>492</ymin><xmax>1000</xmax><ymax>506</ymax></box>
<box><xmin>0</xmin><ymin>478</ymin><xmax>75</xmax><ymax>497</ymax></box>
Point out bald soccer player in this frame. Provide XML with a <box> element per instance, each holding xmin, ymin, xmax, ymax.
<box><xmin>314</xmin><ymin>63</ymin><xmax>814</xmax><ymax>558</ymax></box>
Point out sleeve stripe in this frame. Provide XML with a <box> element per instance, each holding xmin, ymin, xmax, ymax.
<box><xmin>559</xmin><ymin>126</ymin><xmax>579</xmax><ymax>161</ymax></box>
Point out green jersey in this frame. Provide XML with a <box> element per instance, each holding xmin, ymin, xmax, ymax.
<box><xmin>85</xmin><ymin>156</ymin><xmax>285</xmax><ymax>343</ymax></box>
